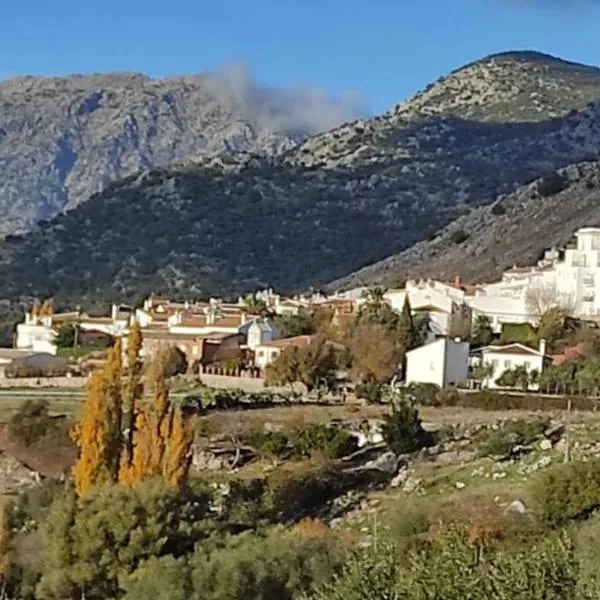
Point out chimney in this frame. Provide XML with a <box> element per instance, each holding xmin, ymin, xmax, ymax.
<box><xmin>539</xmin><ymin>339</ymin><xmax>547</xmax><ymax>356</ymax></box>
<box><xmin>111</xmin><ymin>304</ymin><xmax>118</xmax><ymax>322</ymax></box>
<box><xmin>454</xmin><ymin>276</ymin><xmax>462</xmax><ymax>287</ymax></box>
<box><xmin>206</xmin><ymin>308</ymin><xmax>215</xmax><ymax>325</ymax></box>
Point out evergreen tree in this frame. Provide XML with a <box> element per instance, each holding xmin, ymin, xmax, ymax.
<box><xmin>471</xmin><ymin>315</ymin><xmax>494</xmax><ymax>347</ymax></box>
<box><xmin>397</xmin><ymin>296</ymin><xmax>417</xmax><ymax>353</ymax></box>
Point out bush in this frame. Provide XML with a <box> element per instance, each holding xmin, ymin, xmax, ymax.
<box><xmin>404</xmin><ymin>382</ymin><xmax>440</xmax><ymax>406</ymax></box>
<box><xmin>5</xmin><ymin>478</ymin><xmax>65</xmax><ymax>535</ymax></box>
<box><xmin>121</xmin><ymin>529</ymin><xmax>344</xmax><ymax>600</ymax></box>
<box><xmin>477</xmin><ymin>419</ymin><xmax>548</xmax><ymax>458</ymax></box>
<box><xmin>490</xmin><ymin>202</ymin><xmax>506</xmax><ymax>216</ymax></box>
<box><xmin>530</xmin><ymin>460</ymin><xmax>600</xmax><ymax>527</ymax></box>
<box><xmin>355</xmin><ymin>380</ymin><xmax>385</xmax><ymax>404</ymax></box>
<box><xmin>537</xmin><ymin>173</ymin><xmax>568</xmax><ymax>197</ymax></box>
<box><xmin>381</xmin><ymin>401</ymin><xmax>432</xmax><ymax>455</ymax></box>
<box><xmin>290</xmin><ymin>424</ymin><xmax>358</xmax><ymax>459</ymax></box>
<box><xmin>164</xmin><ymin>346</ymin><xmax>188</xmax><ymax>377</ymax></box>
<box><xmin>9</xmin><ymin>400</ymin><xmax>53</xmax><ymax>446</ymax></box>
<box><xmin>436</xmin><ymin>390</ymin><xmax>597</xmax><ymax>412</ymax></box>
<box><xmin>450</xmin><ymin>229</ymin><xmax>469</xmax><ymax>244</ymax></box>
<box><xmin>247</xmin><ymin>430</ymin><xmax>290</xmax><ymax>458</ymax></box>
<box><xmin>310</xmin><ymin>527</ymin><xmax>580</xmax><ymax>600</ymax></box>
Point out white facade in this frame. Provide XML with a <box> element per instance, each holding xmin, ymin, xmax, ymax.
<box><xmin>385</xmin><ymin>281</ymin><xmax>470</xmax><ymax>340</ymax></box>
<box><xmin>15</xmin><ymin>321</ymin><xmax>57</xmax><ymax>355</ymax></box>
<box><xmin>465</xmin><ymin>227</ymin><xmax>600</xmax><ymax>327</ymax></box>
<box><xmin>405</xmin><ymin>338</ymin><xmax>470</xmax><ymax>388</ymax></box>
<box><xmin>245</xmin><ymin>318</ymin><xmax>280</xmax><ymax>350</ymax></box>
<box><xmin>475</xmin><ymin>341</ymin><xmax>549</xmax><ymax>389</ymax></box>
<box><xmin>254</xmin><ymin>345</ymin><xmax>283</xmax><ymax>370</ymax></box>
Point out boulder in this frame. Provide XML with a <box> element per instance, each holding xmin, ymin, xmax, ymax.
<box><xmin>505</xmin><ymin>500</ymin><xmax>527</xmax><ymax>514</ymax></box>
<box><xmin>539</xmin><ymin>439</ymin><xmax>553</xmax><ymax>451</ymax></box>
<box><xmin>363</xmin><ymin>451</ymin><xmax>404</xmax><ymax>475</ymax></box>
<box><xmin>544</xmin><ymin>424</ymin><xmax>565</xmax><ymax>444</ymax></box>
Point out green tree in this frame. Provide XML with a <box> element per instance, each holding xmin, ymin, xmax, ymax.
<box><xmin>356</xmin><ymin>287</ymin><xmax>399</xmax><ymax>331</ymax></box>
<box><xmin>242</xmin><ymin>295</ymin><xmax>271</xmax><ymax>317</ymax></box>
<box><xmin>163</xmin><ymin>346</ymin><xmax>189</xmax><ymax>377</ymax></box>
<box><xmin>381</xmin><ymin>400</ymin><xmax>430</xmax><ymax>455</ymax></box>
<box><xmin>471</xmin><ymin>315</ymin><xmax>494</xmax><ymax>347</ymax></box>
<box><xmin>471</xmin><ymin>363</ymin><xmax>494</xmax><ymax>385</ymax></box>
<box><xmin>274</xmin><ymin>313</ymin><xmax>315</xmax><ymax>338</ymax></box>
<box><xmin>537</xmin><ymin>307</ymin><xmax>568</xmax><ymax>352</ymax></box>
<box><xmin>397</xmin><ymin>296</ymin><xmax>417</xmax><ymax>353</ymax></box>
<box><xmin>513</xmin><ymin>365</ymin><xmax>530</xmax><ymax>391</ymax></box>
<box><xmin>36</xmin><ymin>480</ymin><xmax>209</xmax><ymax>600</ymax></box>
<box><xmin>52</xmin><ymin>323</ymin><xmax>75</xmax><ymax>349</ymax></box>
<box><xmin>496</xmin><ymin>368</ymin><xmax>517</xmax><ymax>389</ymax></box>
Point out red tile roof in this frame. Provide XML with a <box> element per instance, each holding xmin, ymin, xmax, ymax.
<box><xmin>552</xmin><ymin>343</ymin><xmax>587</xmax><ymax>366</ymax></box>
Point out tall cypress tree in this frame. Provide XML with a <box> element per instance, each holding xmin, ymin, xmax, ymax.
<box><xmin>397</xmin><ymin>296</ymin><xmax>417</xmax><ymax>353</ymax></box>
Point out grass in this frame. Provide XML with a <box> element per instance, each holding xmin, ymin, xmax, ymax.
<box><xmin>56</xmin><ymin>346</ymin><xmax>102</xmax><ymax>359</ymax></box>
<box><xmin>0</xmin><ymin>397</ymin><xmax>82</xmax><ymax>423</ymax></box>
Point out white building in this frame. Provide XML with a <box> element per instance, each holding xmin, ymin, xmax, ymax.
<box><xmin>473</xmin><ymin>340</ymin><xmax>550</xmax><ymax>390</ymax></box>
<box><xmin>464</xmin><ymin>227</ymin><xmax>600</xmax><ymax>328</ymax></box>
<box><xmin>405</xmin><ymin>338</ymin><xmax>470</xmax><ymax>388</ymax></box>
<box><xmin>385</xmin><ymin>280</ymin><xmax>471</xmax><ymax>340</ymax></box>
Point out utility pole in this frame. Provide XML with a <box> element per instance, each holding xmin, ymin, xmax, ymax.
<box><xmin>73</xmin><ymin>305</ymin><xmax>81</xmax><ymax>356</ymax></box>
<box><xmin>564</xmin><ymin>398</ymin><xmax>572</xmax><ymax>463</ymax></box>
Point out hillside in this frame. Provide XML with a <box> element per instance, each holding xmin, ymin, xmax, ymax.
<box><xmin>0</xmin><ymin>70</ymin><xmax>353</xmax><ymax>234</ymax></box>
<box><xmin>2</xmin><ymin>51</ymin><xmax>600</xmax><ymax>303</ymax></box>
<box><xmin>332</xmin><ymin>161</ymin><xmax>600</xmax><ymax>288</ymax></box>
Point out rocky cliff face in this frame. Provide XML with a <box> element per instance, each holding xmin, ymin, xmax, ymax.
<box><xmin>2</xmin><ymin>51</ymin><xmax>600</xmax><ymax>302</ymax></box>
<box><xmin>0</xmin><ymin>70</ymin><xmax>353</xmax><ymax>234</ymax></box>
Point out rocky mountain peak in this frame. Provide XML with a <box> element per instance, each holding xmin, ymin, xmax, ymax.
<box><xmin>392</xmin><ymin>50</ymin><xmax>600</xmax><ymax>123</ymax></box>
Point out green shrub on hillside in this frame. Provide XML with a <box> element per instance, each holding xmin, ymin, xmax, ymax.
<box><xmin>531</xmin><ymin>460</ymin><xmax>600</xmax><ymax>528</ymax></box>
<box><xmin>290</xmin><ymin>424</ymin><xmax>358</xmax><ymax>460</ymax></box>
<box><xmin>310</xmin><ymin>527</ymin><xmax>580</xmax><ymax>600</ymax></box>
<box><xmin>9</xmin><ymin>400</ymin><xmax>54</xmax><ymax>446</ymax></box>
<box><xmin>381</xmin><ymin>401</ymin><xmax>432</xmax><ymax>455</ymax></box>
<box><xmin>121</xmin><ymin>529</ymin><xmax>344</xmax><ymax>600</ymax></box>
<box><xmin>477</xmin><ymin>419</ymin><xmax>548</xmax><ymax>458</ymax></box>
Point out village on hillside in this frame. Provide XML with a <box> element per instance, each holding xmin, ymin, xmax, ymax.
<box><xmin>4</xmin><ymin>226</ymin><xmax>600</xmax><ymax>397</ymax></box>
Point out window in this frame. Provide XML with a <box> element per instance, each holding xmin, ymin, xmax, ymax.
<box><xmin>257</xmin><ymin>351</ymin><xmax>264</xmax><ymax>358</ymax></box>
<box><xmin>492</xmin><ymin>359</ymin><xmax>498</xmax><ymax>368</ymax></box>
<box><xmin>524</xmin><ymin>360</ymin><xmax>531</xmax><ymax>371</ymax></box>
<box><xmin>504</xmin><ymin>359</ymin><xmax>511</xmax><ymax>369</ymax></box>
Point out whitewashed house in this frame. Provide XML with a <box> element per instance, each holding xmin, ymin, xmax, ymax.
<box><xmin>405</xmin><ymin>338</ymin><xmax>470</xmax><ymax>388</ymax></box>
<box><xmin>245</xmin><ymin>318</ymin><xmax>280</xmax><ymax>350</ymax></box>
<box><xmin>473</xmin><ymin>340</ymin><xmax>551</xmax><ymax>390</ymax></box>
<box><xmin>254</xmin><ymin>335</ymin><xmax>315</xmax><ymax>371</ymax></box>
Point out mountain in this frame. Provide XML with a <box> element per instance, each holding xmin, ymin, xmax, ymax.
<box><xmin>0</xmin><ymin>69</ymin><xmax>356</xmax><ymax>235</ymax></box>
<box><xmin>331</xmin><ymin>161</ymin><xmax>600</xmax><ymax>289</ymax></box>
<box><xmin>2</xmin><ymin>51</ymin><xmax>600</xmax><ymax>304</ymax></box>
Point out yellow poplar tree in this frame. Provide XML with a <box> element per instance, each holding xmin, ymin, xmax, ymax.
<box><xmin>72</xmin><ymin>340</ymin><xmax>123</xmax><ymax>496</ymax></box>
<box><xmin>74</xmin><ymin>331</ymin><xmax>196</xmax><ymax>494</ymax></box>
<box><xmin>123</xmin><ymin>322</ymin><xmax>143</xmax><ymax>467</ymax></box>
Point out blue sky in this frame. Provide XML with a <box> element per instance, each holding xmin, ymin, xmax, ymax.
<box><xmin>2</xmin><ymin>0</ymin><xmax>600</xmax><ymax>114</ymax></box>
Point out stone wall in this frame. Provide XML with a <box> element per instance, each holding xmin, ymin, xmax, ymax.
<box><xmin>0</xmin><ymin>376</ymin><xmax>88</xmax><ymax>388</ymax></box>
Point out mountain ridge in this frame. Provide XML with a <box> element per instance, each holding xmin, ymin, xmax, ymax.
<box><xmin>2</xmin><ymin>51</ymin><xmax>600</xmax><ymax>303</ymax></box>
<box><xmin>0</xmin><ymin>68</ymin><xmax>362</xmax><ymax>234</ymax></box>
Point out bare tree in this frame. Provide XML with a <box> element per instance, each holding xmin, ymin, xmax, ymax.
<box><xmin>525</xmin><ymin>282</ymin><xmax>574</xmax><ymax>321</ymax></box>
